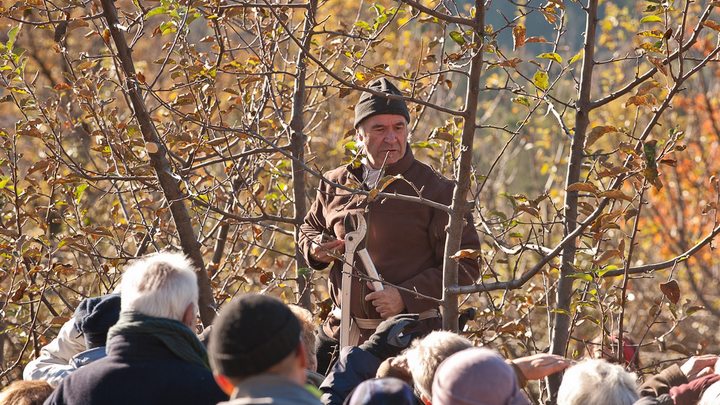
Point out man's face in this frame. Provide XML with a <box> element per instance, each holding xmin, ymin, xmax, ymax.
<box><xmin>357</xmin><ymin>114</ymin><xmax>409</xmax><ymax>169</ymax></box>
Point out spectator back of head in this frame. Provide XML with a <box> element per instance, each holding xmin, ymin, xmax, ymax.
<box><xmin>345</xmin><ymin>378</ymin><xmax>417</xmax><ymax>405</ymax></box>
<box><xmin>209</xmin><ymin>294</ymin><xmax>301</xmax><ymax>379</ymax></box>
<box><xmin>74</xmin><ymin>294</ymin><xmax>121</xmax><ymax>349</ymax></box>
<box><xmin>119</xmin><ymin>251</ymin><xmax>198</xmax><ymax>321</ymax></box>
<box><xmin>432</xmin><ymin>348</ymin><xmax>530</xmax><ymax>405</ymax></box>
<box><xmin>0</xmin><ymin>380</ymin><xmax>54</xmax><ymax>405</ymax></box>
<box><xmin>405</xmin><ymin>330</ymin><xmax>472</xmax><ymax>402</ymax></box>
<box><xmin>557</xmin><ymin>359</ymin><xmax>638</xmax><ymax>405</ymax></box>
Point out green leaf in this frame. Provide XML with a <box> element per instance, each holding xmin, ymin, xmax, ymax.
<box><xmin>569</xmin><ymin>49</ymin><xmax>584</xmax><ymax>65</ymax></box>
<box><xmin>567</xmin><ymin>272</ymin><xmax>593</xmax><ymax>282</ymax></box>
<box><xmin>146</xmin><ymin>6</ymin><xmax>167</xmax><ymax>19</ymax></box>
<box><xmin>533</xmin><ymin>70</ymin><xmax>550</xmax><ymax>91</ymax></box>
<box><xmin>7</xmin><ymin>26</ymin><xmax>19</xmax><ymax>51</ymax></box>
<box><xmin>538</xmin><ymin>52</ymin><xmax>563</xmax><ymax>63</ymax></box>
<box><xmin>449</xmin><ymin>31</ymin><xmax>466</xmax><ymax>46</ymax></box>
<box><xmin>511</xmin><ymin>96</ymin><xmax>531</xmax><ymax>107</ymax></box>
<box><xmin>74</xmin><ymin>183</ymin><xmax>89</xmax><ymax>203</ymax></box>
<box><xmin>0</xmin><ymin>176</ymin><xmax>10</xmax><ymax>189</ymax></box>
<box><xmin>354</xmin><ymin>20</ymin><xmax>372</xmax><ymax>30</ymax></box>
<box><xmin>640</xmin><ymin>15</ymin><xmax>663</xmax><ymax>23</ymax></box>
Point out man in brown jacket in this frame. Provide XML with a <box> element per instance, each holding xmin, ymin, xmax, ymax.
<box><xmin>299</xmin><ymin>77</ymin><xmax>480</xmax><ymax>372</ymax></box>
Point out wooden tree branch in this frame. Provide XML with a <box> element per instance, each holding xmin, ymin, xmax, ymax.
<box><xmin>289</xmin><ymin>0</ymin><xmax>317</xmax><ymax>309</ymax></box>
<box><xmin>548</xmin><ymin>0</ymin><xmax>598</xmax><ymax>397</ymax></box>
<box><xmin>100</xmin><ymin>0</ymin><xmax>216</xmax><ymax>326</ymax></box>
<box><xmin>441</xmin><ymin>0</ymin><xmax>484</xmax><ymax>332</ymax></box>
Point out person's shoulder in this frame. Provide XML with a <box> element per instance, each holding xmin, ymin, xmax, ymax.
<box><xmin>408</xmin><ymin>159</ymin><xmax>455</xmax><ymax>195</ymax></box>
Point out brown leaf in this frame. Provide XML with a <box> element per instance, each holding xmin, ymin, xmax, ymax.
<box><xmin>567</xmin><ymin>182</ymin><xmax>599</xmax><ymax>194</ymax></box>
<box><xmin>586</xmin><ymin>125</ymin><xmax>618</xmax><ymax>149</ymax></box>
<box><xmin>594</xmin><ymin>249</ymin><xmax>619</xmax><ymax>265</ymax></box>
<box><xmin>11</xmin><ymin>281</ymin><xmax>28</xmax><ymax>302</ymax></box>
<box><xmin>703</xmin><ymin>20</ymin><xmax>720</xmax><ymax>32</ymax></box>
<box><xmin>512</xmin><ymin>25</ymin><xmax>526</xmax><ymax>50</ymax></box>
<box><xmin>660</xmin><ymin>279</ymin><xmax>680</xmax><ymax>304</ymax></box>
<box><xmin>636</xmin><ymin>80</ymin><xmax>659</xmax><ymax>97</ymax></box>
<box><xmin>50</xmin><ymin>316</ymin><xmax>71</xmax><ymax>325</ymax></box>
<box><xmin>525</xmin><ymin>36</ymin><xmax>548</xmax><ymax>43</ymax></box>
<box><xmin>648</xmin><ymin>57</ymin><xmax>668</xmax><ymax>76</ymax></box>
<box><xmin>450</xmin><ymin>249</ymin><xmax>482</xmax><ymax>260</ymax></box>
<box><xmin>598</xmin><ymin>190</ymin><xmax>634</xmax><ymax>201</ymax></box>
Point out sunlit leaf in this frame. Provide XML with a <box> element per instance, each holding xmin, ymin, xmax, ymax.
<box><xmin>533</xmin><ymin>70</ymin><xmax>550</xmax><ymax>91</ymax></box>
<box><xmin>538</xmin><ymin>52</ymin><xmax>563</xmax><ymax>64</ymax></box>
<box><xmin>449</xmin><ymin>31</ymin><xmax>465</xmax><ymax>46</ymax></box>
<box><xmin>640</xmin><ymin>15</ymin><xmax>663</xmax><ymax>23</ymax></box>
<box><xmin>512</xmin><ymin>24</ymin><xmax>526</xmax><ymax>50</ymax></box>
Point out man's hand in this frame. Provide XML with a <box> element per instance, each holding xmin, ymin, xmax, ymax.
<box><xmin>680</xmin><ymin>355</ymin><xmax>718</xmax><ymax>381</ymax></box>
<box><xmin>310</xmin><ymin>239</ymin><xmax>345</xmax><ymax>264</ymax></box>
<box><xmin>511</xmin><ymin>353</ymin><xmax>572</xmax><ymax>381</ymax></box>
<box><xmin>365</xmin><ymin>283</ymin><xmax>404</xmax><ymax>319</ymax></box>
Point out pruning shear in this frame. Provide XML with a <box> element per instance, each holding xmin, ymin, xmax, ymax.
<box><xmin>340</xmin><ymin>214</ymin><xmax>383</xmax><ymax>348</ymax></box>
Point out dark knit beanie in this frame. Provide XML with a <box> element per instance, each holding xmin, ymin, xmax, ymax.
<box><xmin>354</xmin><ymin>78</ymin><xmax>411</xmax><ymax>128</ymax></box>
<box><xmin>209</xmin><ymin>294</ymin><xmax>301</xmax><ymax>378</ymax></box>
<box><xmin>73</xmin><ymin>294</ymin><xmax>121</xmax><ymax>349</ymax></box>
<box><xmin>344</xmin><ymin>378</ymin><xmax>418</xmax><ymax>405</ymax></box>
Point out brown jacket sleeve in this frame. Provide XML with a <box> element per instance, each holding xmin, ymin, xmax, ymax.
<box><xmin>639</xmin><ymin>364</ymin><xmax>688</xmax><ymax>397</ymax></box>
<box><xmin>397</xmin><ymin>207</ymin><xmax>480</xmax><ymax>313</ymax></box>
<box><xmin>299</xmin><ymin>183</ymin><xmax>332</xmax><ymax>271</ymax></box>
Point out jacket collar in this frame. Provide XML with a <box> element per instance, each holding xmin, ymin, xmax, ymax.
<box><xmin>230</xmin><ymin>374</ymin><xmax>318</xmax><ymax>403</ymax></box>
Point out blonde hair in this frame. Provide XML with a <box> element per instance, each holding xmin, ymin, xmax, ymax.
<box><xmin>288</xmin><ymin>304</ymin><xmax>317</xmax><ymax>372</ymax></box>
<box><xmin>0</xmin><ymin>380</ymin><xmax>54</xmax><ymax>405</ymax></box>
<box><xmin>404</xmin><ymin>331</ymin><xmax>473</xmax><ymax>400</ymax></box>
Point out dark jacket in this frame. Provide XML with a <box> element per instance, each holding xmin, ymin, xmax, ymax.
<box><xmin>299</xmin><ymin>149</ymin><xmax>480</xmax><ymax>340</ymax></box>
<box><xmin>320</xmin><ymin>347</ymin><xmax>382</xmax><ymax>405</ymax></box>
<box><xmin>44</xmin><ymin>332</ymin><xmax>227</xmax><ymax>405</ymax></box>
<box><xmin>220</xmin><ymin>374</ymin><xmax>321</xmax><ymax>405</ymax></box>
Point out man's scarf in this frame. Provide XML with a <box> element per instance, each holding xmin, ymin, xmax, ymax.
<box><xmin>107</xmin><ymin>311</ymin><xmax>209</xmax><ymax>370</ymax></box>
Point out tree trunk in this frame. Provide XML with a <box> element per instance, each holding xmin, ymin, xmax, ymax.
<box><xmin>441</xmin><ymin>0</ymin><xmax>484</xmax><ymax>331</ymax></box>
<box><xmin>548</xmin><ymin>0</ymin><xmax>598</xmax><ymax>398</ymax></box>
<box><xmin>100</xmin><ymin>0</ymin><xmax>216</xmax><ymax>326</ymax></box>
<box><xmin>289</xmin><ymin>0</ymin><xmax>318</xmax><ymax>310</ymax></box>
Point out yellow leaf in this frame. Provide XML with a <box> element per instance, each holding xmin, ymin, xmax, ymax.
<box><xmin>538</xmin><ymin>52</ymin><xmax>563</xmax><ymax>63</ymax></box>
<box><xmin>533</xmin><ymin>70</ymin><xmax>550</xmax><ymax>91</ymax></box>
<box><xmin>569</xmin><ymin>49</ymin><xmax>584</xmax><ymax>65</ymax></box>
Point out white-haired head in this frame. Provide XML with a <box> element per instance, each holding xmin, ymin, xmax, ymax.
<box><xmin>404</xmin><ymin>330</ymin><xmax>473</xmax><ymax>402</ymax></box>
<box><xmin>557</xmin><ymin>359</ymin><xmax>639</xmax><ymax>405</ymax></box>
<box><xmin>120</xmin><ymin>251</ymin><xmax>198</xmax><ymax>322</ymax></box>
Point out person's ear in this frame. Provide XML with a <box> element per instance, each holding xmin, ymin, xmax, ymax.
<box><xmin>182</xmin><ymin>303</ymin><xmax>196</xmax><ymax>329</ymax></box>
<box><xmin>297</xmin><ymin>341</ymin><xmax>308</xmax><ymax>370</ymax></box>
<box><xmin>214</xmin><ymin>374</ymin><xmax>235</xmax><ymax>396</ymax></box>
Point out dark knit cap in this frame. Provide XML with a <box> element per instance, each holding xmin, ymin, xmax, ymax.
<box><xmin>354</xmin><ymin>78</ymin><xmax>411</xmax><ymax>128</ymax></box>
<box><xmin>344</xmin><ymin>378</ymin><xmax>418</xmax><ymax>405</ymax></box>
<box><xmin>73</xmin><ymin>294</ymin><xmax>121</xmax><ymax>349</ymax></box>
<box><xmin>209</xmin><ymin>294</ymin><xmax>301</xmax><ymax>378</ymax></box>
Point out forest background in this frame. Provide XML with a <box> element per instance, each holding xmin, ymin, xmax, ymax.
<box><xmin>2</xmin><ymin>0</ymin><xmax>720</xmax><ymax>402</ymax></box>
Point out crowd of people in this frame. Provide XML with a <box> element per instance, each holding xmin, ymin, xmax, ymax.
<box><xmin>1</xmin><ymin>251</ymin><xmax>720</xmax><ymax>405</ymax></box>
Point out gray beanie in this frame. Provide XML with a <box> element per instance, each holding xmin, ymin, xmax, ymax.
<box><xmin>354</xmin><ymin>78</ymin><xmax>411</xmax><ymax>128</ymax></box>
<box><xmin>432</xmin><ymin>348</ymin><xmax>531</xmax><ymax>405</ymax></box>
